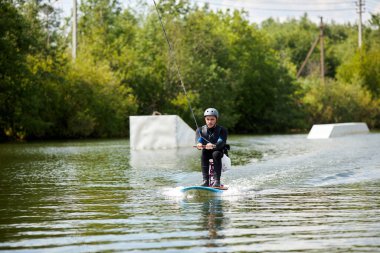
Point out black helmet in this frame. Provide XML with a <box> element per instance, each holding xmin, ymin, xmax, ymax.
<box><xmin>204</xmin><ymin>108</ymin><xmax>219</xmax><ymax>118</ymax></box>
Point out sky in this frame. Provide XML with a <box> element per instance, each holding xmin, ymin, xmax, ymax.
<box><xmin>53</xmin><ymin>0</ymin><xmax>380</xmax><ymax>25</ymax></box>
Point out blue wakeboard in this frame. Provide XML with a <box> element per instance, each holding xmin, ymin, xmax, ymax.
<box><xmin>181</xmin><ymin>186</ymin><xmax>228</xmax><ymax>198</ymax></box>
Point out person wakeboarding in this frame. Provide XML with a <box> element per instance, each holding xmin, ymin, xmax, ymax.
<box><xmin>196</xmin><ymin>108</ymin><xmax>228</xmax><ymax>187</ymax></box>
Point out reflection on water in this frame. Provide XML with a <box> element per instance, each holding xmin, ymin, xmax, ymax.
<box><xmin>130</xmin><ymin>147</ymin><xmax>198</xmax><ymax>172</ymax></box>
<box><xmin>181</xmin><ymin>199</ymin><xmax>228</xmax><ymax>241</ymax></box>
<box><xmin>0</xmin><ymin>134</ymin><xmax>380</xmax><ymax>252</ymax></box>
<box><xmin>129</xmin><ymin>147</ymin><xmax>199</xmax><ymax>189</ymax></box>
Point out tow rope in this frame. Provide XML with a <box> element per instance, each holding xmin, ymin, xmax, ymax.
<box><xmin>152</xmin><ymin>0</ymin><xmax>200</xmax><ymax>130</ymax></box>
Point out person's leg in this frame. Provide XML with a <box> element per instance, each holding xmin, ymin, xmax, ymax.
<box><xmin>212</xmin><ymin>151</ymin><xmax>223</xmax><ymax>187</ymax></box>
<box><xmin>200</xmin><ymin>150</ymin><xmax>211</xmax><ymax>186</ymax></box>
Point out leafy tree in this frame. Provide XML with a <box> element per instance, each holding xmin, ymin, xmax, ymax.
<box><xmin>180</xmin><ymin>8</ymin><xmax>236</xmax><ymax>128</ymax></box>
<box><xmin>323</xmin><ymin>22</ymin><xmax>357</xmax><ymax>77</ymax></box>
<box><xmin>360</xmin><ymin>48</ymin><xmax>380</xmax><ymax>97</ymax></box>
<box><xmin>60</xmin><ymin>58</ymin><xmax>137</xmax><ymax>138</ymax></box>
<box><xmin>2</xmin><ymin>0</ymin><xmax>380</xmax><ymax>141</ymax></box>
<box><xmin>0</xmin><ymin>1</ymin><xmax>38</xmax><ymax>140</ymax></box>
<box><xmin>302</xmin><ymin>78</ymin><xmax>380</xmax><ymax>128</ymax></box>
<box><xmin>228</xmin><ymin>12</ymin><xmax>304</xmax><ymax>132</ymax></box>
<box><xmin>261</xmin><ymin>14</ymin><xmax>318</xmax><ymax>73</ymax></box>
<box><xmin>337</xmin><ymin>49</ymin><xmax>380</xmax><ymax>98</ymax></box>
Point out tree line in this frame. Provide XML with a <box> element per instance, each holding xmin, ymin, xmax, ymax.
<box><xmin>1</xmin><ymin>0</ymin><xmax>380</xmax><ymax>141</ymax></box>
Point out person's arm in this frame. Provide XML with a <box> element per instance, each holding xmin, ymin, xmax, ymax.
<box><xmin>215</xmin><ymin>127</ymin><xmax>227</xmax><ymax>150</ymax></box>
<box><xmin>195</xmin><ymin>127</ymin><xmax>204</xmax><ymax>149</ymax></box>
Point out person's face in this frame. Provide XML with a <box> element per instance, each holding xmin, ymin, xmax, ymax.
<box><xmin>205</xmin><ymin>116</ymin><xmax>217</xmax><ymax>128</ymax></box>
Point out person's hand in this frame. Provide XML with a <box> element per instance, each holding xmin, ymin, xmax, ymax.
<box><xmin>205</xmin><ymin>143</ymin><xmax>215</xmax><ymax>150</ymax></box>
<box><xmin>196</xmin><ymin>143</ymin><xmax>204</xmax><ymax>150</ymax></box>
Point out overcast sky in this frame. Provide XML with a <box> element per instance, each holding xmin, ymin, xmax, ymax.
<box><xmin>54</xmin><ymin>0</ymin><xmax>380</xmax><ymax>25</ymax></box>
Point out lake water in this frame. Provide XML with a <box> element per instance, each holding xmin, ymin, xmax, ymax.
<box><xmin>0</xmin><ymin>134</ymin><xmax>379</xmax><ymax>252</ymax></box>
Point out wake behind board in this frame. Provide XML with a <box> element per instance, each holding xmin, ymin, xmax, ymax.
<box><xmin>181</xmin><ymin>186</ymin><xmax>228</xmax><ymax>198</ymax></box>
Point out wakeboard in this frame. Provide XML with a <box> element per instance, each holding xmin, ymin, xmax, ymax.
<box><xmin>181</xmin><ymin>185</ymin><xmax>228</xmax><ymax>198</ymax></box>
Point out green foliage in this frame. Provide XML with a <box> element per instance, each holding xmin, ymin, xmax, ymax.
<box><xmin>181</xmin><ymin>9</ymin><xmax>237</xmax><ymax>128</ymax></box>
<box><xmin>360</xmin><ymin>48</ymin><xmax>380</xmax><ymax>97</ymax></box>
<box><xmin>337</xmin><ymin>47</ymin><xmax>380</xmax><ymax>98</ymax></box>
<box><xmin>64</xmin><ymin>57</ymin><xmax>137</xmax><ymax>137</ymax></box>
<box><xmin>1</xmin><ymin>0</ymin><xmax>138</xmax><ymax>140</ymax></box>
<box><xmin>0</xmin><ymin>1</ymin><xmax>38</xmax><ymax>140</ymax></box>
<box><xmin>301</xmin><ymin>78</ymin><xmax>380</xmax><ymax>128</ymax></box>
<box><xmin>2</xmin><ymin>0</ymin><xmax>380</xmax><ymax>141</ymax></box>
<box><xmin>227</xmin><ymin>13</ymin><xmax>305</xmax><ymax>132</ymax></box>
<box><xmin>262</xmin><ymin>15</ymin><xmax>318</xmax><ymax>71</ymax></box>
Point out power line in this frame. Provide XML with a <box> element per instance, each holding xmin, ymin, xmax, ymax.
<box><xmin>193</xmin><ymin>0</ymin><xmax>355</xmax><ymax>7</ymax></box>
<box><xmin>193</xmin><ymin>0</ymin><xmax>355</xmax><ymax>12</ymax></box>
<box><xmin>364</xmin><ymin>1</ymin><xmax>380</xmax><ymax>15</ymax></box>
<box><xmin>196</xmin><ymin>0</ymin><xmax>355</xmax><ymax>3</ymax></box>
<box><xmin>211</xmin><ymin>0</ymin><xmax>355</xmax><ymax>5</ymax></box>
<box><xmin>72</xmin><ymin>0</ymin><xmax>77</xmax><ymax>61</ymax></box>
<box><xmin>242</xmin><ymin>0</ymin><xmax>354</xmax><ymax>3</ymax></box>
<box><xmin>366</xmin><ymin>0</ymin><xmax>379</xmax><ymax>5</ymax></box>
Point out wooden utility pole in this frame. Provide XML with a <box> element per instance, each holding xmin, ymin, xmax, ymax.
<box><xmin>41</xmin><ymin>4</ymin><xmax>53</xmax><ymax>48</ymax></box>
<box><xmin>296</xmin><ymin>35</ymin><xmax>319</xmax><ymax>78</ymax></box>
<box><xmin>319</xmin><ymin>17</ymin><xmax>325</xmax><ymax>85</ymax></box>
<box><xmin>356</xmin><ymin>0</ymin><xmax>364</xmax><ymax>48</ymax></box>
<box><xmin>297</xmin><ymin>17</ymin><xmax>325</xmax><ymax>84</ymax></box>
<box><xmin>72</xmin><ymin>0</ymin><xmax>77</xmax><ymax>61</ymax></box>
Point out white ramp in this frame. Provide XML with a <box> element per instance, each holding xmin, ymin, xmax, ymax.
<box><xmin>130</xmin><ymin>115</ymin><xmax>195</xmax><ymax>149</ymax></box>
<box><xmin>307</xmin><ymin>122</ymin><xmax>369</xmax><ymax>139</ymax></box>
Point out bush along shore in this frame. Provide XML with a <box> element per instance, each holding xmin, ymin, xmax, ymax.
<box><xmin>1</xmin><ymin>0</ymin><xmax>380</xmax><ymax>141</ymax></box>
